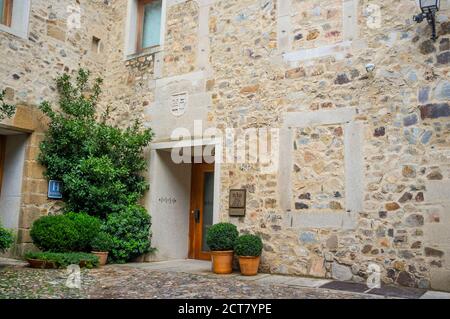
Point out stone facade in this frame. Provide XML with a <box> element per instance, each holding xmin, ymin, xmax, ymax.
<box><xmin>1</xmin><ymin>0</ymin><xmax>450</xmax><ymax>292</ymax></box>
<box><xmin>0</xmin><ymin>0</ymin><xmax>112</xmax><ymax>255</ymax></box>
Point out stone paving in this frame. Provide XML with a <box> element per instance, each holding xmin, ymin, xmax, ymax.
<box><xmin>0</xmin><ymin>259</ymin><xmax>449</xmax><ymax>299</ymax></box>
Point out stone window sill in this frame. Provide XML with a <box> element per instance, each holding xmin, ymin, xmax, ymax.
<box><xmin>125</xmin><ymin>45</ymin><xmax>163</xmax><ymax>61</ymax></box>
<box><xmin>0</xmin><ymin>24</ymin><xmax>27</xmax><ymax>40</ymax></box>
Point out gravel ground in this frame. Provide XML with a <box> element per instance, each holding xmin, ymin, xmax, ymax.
<box><xmin>0</xmin><ymin>265</ymin><xmax>384</xmax><ymax>299</ymax></box>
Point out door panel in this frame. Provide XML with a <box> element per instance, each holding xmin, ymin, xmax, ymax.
<box><xmin>189</xmin><ymin>163</ymin><xmax>214</xmax><ymax>260</ymax></box>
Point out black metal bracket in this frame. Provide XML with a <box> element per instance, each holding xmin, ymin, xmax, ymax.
<box><xmin>413</xmin><ymin>9</ymin><xmax>438</xmax><ymax>41</ymax></box>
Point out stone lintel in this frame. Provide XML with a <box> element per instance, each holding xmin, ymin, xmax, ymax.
<box><xmin>283</xmin><ymin>107</ymin><xmax>356</xmax><ymax>128</ymax></box>
<box><xmin>290</xmin><ymin>211</ymin><xmax>358</xmax><ymax>230</ymax></box>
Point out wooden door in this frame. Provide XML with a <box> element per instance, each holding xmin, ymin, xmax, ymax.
<box><xmin>189</xmin><ymin>163</ymin><xmax>214</xmax><ymax>260</ymax></box>
<box><xmin>0</xmin><ymin>136</ymin><xmax>5</xmax><ymax>196</ymax></box>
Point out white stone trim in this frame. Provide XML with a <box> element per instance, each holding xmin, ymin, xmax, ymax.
<box><xmin>278</xmin><ymin>0</ymin><xmax>359</xmax><ymax>63</ymax></box>
<box><xmin>0</xmin><ymin>134</ymin><xmax>28</xmax><ymax>230</ymax></box>
<box><xmin>0</xmin><ymin>0</ymin><xmax>31</xmax><ymax>39</ymax></box>
<box><xmin>344</xmin><ymin>121</ymin><xmax>364</xmax><ymax>213</ymax></box>
<box><xmin>150</xmin><ymin>137</ymin><xmax>222</xmax><ymax>224</ymax></box>
<box><xmin>154</xmin><ymin>70</ymin><xmax>206</xmax><ymax>88</ymax></box>
<box><xmin>278</xmin><ymin>127</ymin><xmax>293</xmax><ymax>212</ymax></box>
<box><xmin>288</xmin><ymin>211</ymin><xmax>358</xmax><ymax>230</ymax></box>
<box><xmin>283</xmin><ymin>107</ymin><xmax>356</xmax><ymax>128</ymax></box>
<box><xmin>196</xmin><ymin>2</ymin><xmax>211</xmax><ymax>71</ymax></box>
<box><xmin>283</xmin><ymin>41</ymin><xmax>352</xmax><ymax>64</ymax></box>
<box><xmin>343</xmin><ymin>0</ymin><xmax>359</xmax><ymax>41</ymax></box>
<box><xmin>279</xmin><ymin>108</ymin><xmax>363</xmax><ymax>229</ymax></box>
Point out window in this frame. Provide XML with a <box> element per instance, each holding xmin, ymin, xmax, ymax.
<box><xmin>0</xmin><ymin>0</ymin><xmax>13</xmax><ymax>27</ymax></box>
<box><xmin>137</xmin><ymin>0</ymin><xmax>162</xmax><ymax>51</ymax></box>
<box><xmin>0</xmin><ymin>0</ymin><xmax>30</xmax><ymax>39</ymax></box>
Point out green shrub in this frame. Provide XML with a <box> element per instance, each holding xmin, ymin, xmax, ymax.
<box><xmin>234</xmin><ymin>234</ymin><xmax>263</xmax><ymax>257</ymax></box>
<box><xmin>30</xmin><ymin>213</ymin><xmax>101</xmax><ymax>252</ymax></box>
<box><xmin>0</xmin><ymin>89</ymin><xmax>16</xmax><ymax>120</ymax></box>
<box><xmin>65</xmin><ymin>212</ymin><xmax>101</xmax><ymax>251</ymax></box>
<box><xmin>206</xmin><ymin>223</ymin><xmax>239</xmax><ymax>251</ymax></box>
<box><xmin>25</xmin><ymin>252</ymin><xmax>99</xmax><ymax>269</ymax></box>
<box><xmin>91</xmin><ymin>232</ymin><xmax>114</xmax><ymax>252</ymax></box>
<box><xmin>0</xmin><ymin>226</ymin><xmax>14</xmax><ymax>253</ymax></box>
<box><xmin>103</xmin><ymin>205</ymin><xmax>152</xmax><ymax>263</ymax></box>
<box><xmin>38</xmin><ymin>69</ymin><xmax>153</xmax><ymax>218</ymax></box>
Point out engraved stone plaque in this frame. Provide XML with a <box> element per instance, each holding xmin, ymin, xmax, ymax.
<box><xmin>170</xmin><ymin>92</ymin><xmax>188</xmax><ymax>117</ymax></box>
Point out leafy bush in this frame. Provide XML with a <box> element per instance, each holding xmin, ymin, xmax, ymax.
<box><xmin>25</xmin><ymin>252</ymin><xmax>99</xmax><ymax>269</ymax></box>
<box><xmin>38</xmin><ymin>69</ymin><xmax>153</xmax><ymax>218</ymax></box>
<box><xmin>65</xmin><ymin>212</ymin><xmax>101</xmax><ymax>251</ymax></box>
<box><xmin>234</xmin><ymin>234</ymin><xmax>263</xmax><ymax>257</ymax></box>
<box><xmin>0</xmin><ymin>89</ymin><xmax>16</xmax><ymax>120</ymax></box>
<box><xmin>30</xmin><ymin>213</ymin><xmax>101</xmax><ymax>252</ymax></box>
<box><xmin>103</xmin><ymin>205</ymin><xmax>152</xmax><ymax>263</ymax></box>
<box><xmin>91</xmin><ymin>232</ymin><xmax>114</xmax><ymax>252</ymax></box>
<box><xmin>206</xmin><ymin>223</ymin><xmax>239</xmax><ymax>251</ymax></box>
<box><xmin>0</xmin><ymin>226</ymin><xmax>14</xmax><ymax>252</ymax></box>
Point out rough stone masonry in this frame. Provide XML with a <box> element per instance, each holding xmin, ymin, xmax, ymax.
<box><xmin>0</xmin><ymin>0</ymin><xmax>449</xmax><ymax>292</ymax></box>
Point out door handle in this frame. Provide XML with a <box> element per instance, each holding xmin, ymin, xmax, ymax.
<box><xmin>194</xmin><ymin>209</ymin><xmax>200</xmax><ymax>223</ymax></box>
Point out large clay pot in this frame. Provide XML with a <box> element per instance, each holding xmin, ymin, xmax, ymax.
<box><xmin>238</xmin><ymin>256</ymin><xmax>260</xmax><ymax>276</ymax></box>
<box><xmin>211</xmin><ymin>251</ymin><xmax>234</xmax><ymax>274</ymax></box>
<box><xmin>91</xmin><ymin>251</ymin><xmax>108</xmax><ymax>266</ymax></box>
<box><xmin>27</xmin><ymin>259</ymin><xmax>57</xmax><ymax>269</ymax></box>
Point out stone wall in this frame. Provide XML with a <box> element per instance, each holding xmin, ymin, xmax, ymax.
<box><xmin>204</xmin><ymin>0</ymin><xmax>450</xmax><ymax>291</ymax></box>
<box><xmin>0</xmin><ymin>0</ymin><xmax>112</xmax><ymax>255</ymax></box>
<box><xmin>1</xmin><ymin>0</ymin><xmax>449</xmax><ymax>292</ymax></box>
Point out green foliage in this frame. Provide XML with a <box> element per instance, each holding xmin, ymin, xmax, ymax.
<box><xmin>65</xmin><ymin>212</ymin><xmax>102</xmax><ymax>251</ymax></box>
<box><xmin>38</xmin><ymin>69</ymin><xmax>153</xmax><ymax>218</ymax></box>
<box><xmin>234</xmin><ymin>234</ymin><xmax>263</xmax><ymax>257</ymax></box>
<box><xmin>102</xmin><ymin>205</ymin><xmax>152</xmax><ymax>263</ymax></box>
<box><xmin>206</xmin><ymin>223</ymin><xmax>239</xmax><ymax>251</ymax></box>
<box><xmin>25</xmin><ymin>252</ymin><xmax>99</xmax><ymax>269</ymax></box>
<box><xmin>0</xmin><ymin>89</ymin><xmax>16</xmax><ymax>120</ymax></box>
<box><xmin>30</xmin><ymin>213</ymin><xmax>101</xmax><ymax>252</ymax></box>
<box><xmin>0</xmin><ymin>226</ymin><xmax>14</xmax><ymax>253</ymax></box>
<box><xmin>91</xmin><ymin>232</ymin><xmax>114</xmax><ymax>252</ymax></box>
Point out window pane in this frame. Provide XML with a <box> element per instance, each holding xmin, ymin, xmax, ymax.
<box><xmin>0</xmin><ymin>0</ymin><xmax>5</xmax><ymax>25</ymax></box>
<box><xmin>142</xmin><ymin>0</ymin><xmax>162</xmax><ymax>48</ymax></box>
<box><xmin>202</xmin><ymin>172</ymin><xmax>214</xmax><ymax>252</ymax></box>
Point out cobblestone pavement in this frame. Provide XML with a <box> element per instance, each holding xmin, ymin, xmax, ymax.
<box><xmin>0</xmin><ymin>265</ymin><xmax>384</xmax><ymax>299</ymax></box>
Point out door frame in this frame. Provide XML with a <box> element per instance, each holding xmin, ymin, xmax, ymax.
<box><xmin>149</xmin><ymin>138</ymin><xmax>222</xmax><ymax>260</ymax></box>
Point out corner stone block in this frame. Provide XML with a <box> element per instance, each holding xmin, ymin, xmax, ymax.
<box><xmin>430</xmin><ymin>269</ymin><xmax>450</xmax><ymax>292</ymax></box>
<box><xmin>19</xmin><ymin>207</ymin><xmax>44</xmax><ymax>229</ymax></box>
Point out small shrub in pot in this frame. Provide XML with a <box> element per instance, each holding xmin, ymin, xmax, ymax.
<box><xmin>235</xmin><ymin>234</ymin><xmax>263</xmax><ymax>276</ymax></box>
<box><xmin>91</xmin><ymin>232</ymin><xmax>114</xmax><ymax>266</ymax></box>
<box><xmin>206</xmin><ymin>223</ymin><xmax>239</xmax><ymax>274</ymax></box>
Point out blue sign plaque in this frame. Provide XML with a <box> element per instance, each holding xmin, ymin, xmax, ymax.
<box><xmin>48</xmin><ymin>180</ymin><xmax>63</xmax><ymax>199</ymax></box>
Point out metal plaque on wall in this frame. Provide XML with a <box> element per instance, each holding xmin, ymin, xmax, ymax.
<box><xmin>229</xmin><ymin>189</ymin><xmax>246</xmax><ymax>217</ymax></box>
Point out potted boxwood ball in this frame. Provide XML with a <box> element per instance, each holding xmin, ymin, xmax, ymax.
<box><xmin>206</xmin><ymin>223</ymin><xmax>239</xmax><ymax>274</ymax></box>
<box><xmin>91</xmin><ymin>232</ymin><xmax>113</xmax><ymax>266</ymax></box>
<box><xmin>235</xmin><ymin>234</ymin><xmax>263</xmax><ymax>276</ymax></box>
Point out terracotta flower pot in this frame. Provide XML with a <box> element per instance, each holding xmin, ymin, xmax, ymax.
<box><xmin>238</xmin><ymin>256</ymin><xmax>260</xmax><ymax>276</ymax></box>
<box><xmin>27</xmin><ymin>259</ymin><xmax>57</xmax><ymax>269</ymax></box>
<box><xmin>211</xmin><ymin>251</ymin><xmax>234</xmax><ymax>274</ymax></box>
<box><xmin>91</xmin><ymin>251</ymin><xmax>108</xmax><ymax>266</ymax></box>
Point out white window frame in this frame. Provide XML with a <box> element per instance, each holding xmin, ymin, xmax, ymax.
<box><xmin>124</xmin><ymin>0</ymin><xmax>167</xmax><ymax>59</ymax></box>
<box><xmin>0</xmin><ymin>0</ymin><xmax>31</xmax><ymax>39</ymax></box>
